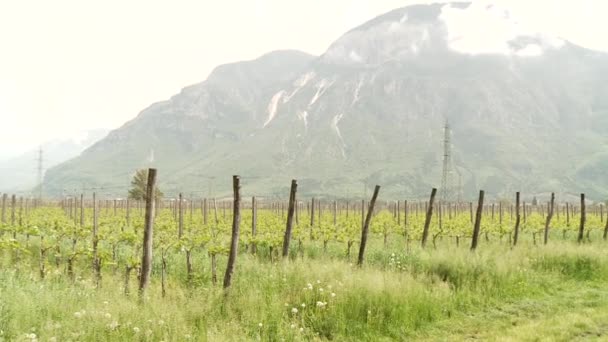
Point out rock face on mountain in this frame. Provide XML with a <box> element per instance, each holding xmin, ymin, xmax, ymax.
<box><xmin>45</xmin><ymin>2</ymin><xmax>608</xmax><ymax>200</ymax></box>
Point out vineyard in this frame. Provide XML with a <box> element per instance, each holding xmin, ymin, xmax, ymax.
<box><xmin>1</xmin><ymin>172</ymin><xmax>608</xmax><ymax>341</ymax></box>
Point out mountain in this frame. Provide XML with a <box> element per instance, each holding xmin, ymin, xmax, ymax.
<box><xmin>44</xmin><ymin>2</ymin><xmax>608</xmax><ymax>200</ymax></box>
<box><xmin>0</xmin><ymin>129</ymin><xmax>109</xmax><ymax>194</ymax></box>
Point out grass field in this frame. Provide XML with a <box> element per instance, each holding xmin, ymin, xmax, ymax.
<box><xmin>1</xmin><ymin>235</ymin><xmax>607</xmax><ymax>341</ymax></box>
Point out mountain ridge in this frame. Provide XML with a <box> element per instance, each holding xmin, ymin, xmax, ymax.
<box><xmin>44</xmin><ymin>2</ymin><xmax>608</xmax><ymax>200</ymax></box>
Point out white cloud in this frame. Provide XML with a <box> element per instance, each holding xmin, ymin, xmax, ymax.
<box><xmin>0</xmin><ymin>0</ymin><xmax>606</xmax><ymax>155</ymax></box>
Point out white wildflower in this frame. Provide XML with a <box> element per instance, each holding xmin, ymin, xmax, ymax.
<box><xmin>104</xmin><ymin>313</ymin><xmax>112</xmax><ymax>319</ymax></box>
<box><xmin>291</xmin><ymin>307</ymin><xmax>298</xmax><ymax>314</ymax></box>
<box><xmin>108</xmin><ymin>321</ymin><xmax>119</xmax><ymax>330</ymax></box>
<box><xmin>133</xmin><ymin>327</ymin><xmax>140</xmax><ymax>333</ymax></box>
<box><xmin>290</xmin><ymin>324</ymin><xmax>296</xmax><ymax>329</ymax></box>
<box><xmin>74</xmin><ymin>312</ymin><xmax>82</xmax><ymax>319</ymax></box>
<box><xmin>258</xmin><ymin>323</ymin><xmax>263</xmax><ymax>328</ymax></box>
<box><xmin>301</xmin><ymin>303</ymin><xmax>306</xmax><ymax>308</ymax></box>
<box><xmin>331</xmin><ymin>292</ymin><xmax>336</xmax><ymax>298</ymax></box>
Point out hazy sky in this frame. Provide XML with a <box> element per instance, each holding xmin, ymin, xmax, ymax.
<box><xmin>0</xmin><ymin>0</ymin><xmax>606</xmax><ymax>159</ymax></box>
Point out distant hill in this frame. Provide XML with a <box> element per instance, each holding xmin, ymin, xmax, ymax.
<box><xmin>45</xmin><ymin>3</ymin><xmax>608</xmax><ymax>200</ymax></box>
<box><xmin>0</xmin><ymin>129</ymin><xmax>109</xmax><ymax>194</ymax></box>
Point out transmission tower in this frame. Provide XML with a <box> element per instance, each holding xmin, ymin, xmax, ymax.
<box><xmin>440</xmin><ymin>120</ymin><xmax>453</xmax><ymax>202</ymax></box>
<box><xmin>37</xmin><ymin>146</ymin><xmax>43</xmax><ymax>200</ymax></box>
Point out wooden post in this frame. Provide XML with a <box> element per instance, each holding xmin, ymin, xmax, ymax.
<box><xmin>251</xmin><ymin>196</ymin><xmax>257</xmax><ymax>254</ymax></box>
<box><xmin>470</xmin><ymin>190</ymin><xmax>485</xmax><ymax>250</ymax></box>
<box><xmin>513</xmin><ymin>192</ymin><xmax>521</xmax><ymax>247</ymax></box>
<box><xmin>357</xmin><ymin>185</ymin><xmax>380</xmax><ymax>266</ymax></box>
<box><xmin>223</xmin><ymin>175</ymin><xmax>241</xmax><ymax>289</ymax></box>
<box><xmin>543</xmin><ymin>193</ymin><xmax>555</xmax><ymax>245</ymax></box>
<box><xmin>421</xmin><ymin>188</ymin><xmax>437</xmax><ymax>248</ymax></box>
<box><xmin>499</xmin><ymin>202</ymin><xmax>503</xmax><ymax>225</ymax></box>
<box><xmin>178</xmin><ymin>193</ymin><xmax>184</xmax><ymax>238</ymax></box>
<box><xmin>138</xmin><ymin>168</ymin><xmax>157</xmax><ymax>297</ymax></box>
<box><xmin>603</xmin><ymin>204</ymin><xmax>608</xmax><ymax>240</ymax></box>
<box><xmin>282</xmin><ymin>180</ymin><xmax>297</xmax><ymax>258</ymax></box>
<box><xmin>578</xmin><ymin>194</ymin><xmax>586</xmax><ymax>243</ymax></box>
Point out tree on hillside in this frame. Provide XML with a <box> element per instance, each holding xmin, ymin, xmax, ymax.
<box><xmin>128</xmin><ymin>169</ymin><xmax>163</xmax><ymax>201</ymax></box>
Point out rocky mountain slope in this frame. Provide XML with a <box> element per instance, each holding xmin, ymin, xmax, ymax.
<box><xmin>44</xmin><ymin>2</ymin><xmax>608</xmax><ymax>200</ymax></box>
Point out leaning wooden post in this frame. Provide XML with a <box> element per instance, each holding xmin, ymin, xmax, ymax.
<box><xmin>577</xmin><ymin>194</ymin><xmax>586</xmax><ymax>243</ymax></box>
<box><xmin>470</xmin><ymin>190</ymin><xmax>485</xmax><ymax>251</ymax></box>
<box><xmin>513</xmin><ymin>192</ymin><xmax>521</xmax><ymax>247</ymax></box>
<box><xmin>603</xmin><ymin>205</ymin><xmax>608</xmax><ymax>240</ymax></box>
<box><xmin>543</xmin><ymin>192</ymin><xmax>555</xmax><ymax>245</ymax></box>
<box><xmin>357</xmin><ymin>185</ymin><xmax>380</xmax><ymax>266</ymax></box>
<box><xmin>138</xmin><ymin>168</ymin><xmax>157</xmax><ymax>298</ymax></box>
<box><xmin>421</xmin><ymin>188</ymin><xmax>437</xmax><ymax>248</ymax></box>
<box><xmin>282</xmin><ymin>180</ymin><xmax>298</xmax><ymax>258</ymax></box>
<box><xmin>223</xmin><ymin>175</ymin><xmax>241</xmax><ymax>290</ymax></box>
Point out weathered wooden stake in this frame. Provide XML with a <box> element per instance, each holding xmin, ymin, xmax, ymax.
<box><xmin>543</xmin><ymin>193</ymin><xmax>555</xmax><ymax>245</ymax></box>
<box><xmin>513</xmin><ymin>192</ymin><xmax>521</xmax><ymax>247</ymax></box>
<box><xmin>223</xmin><ymin>175</ymin><xmax>241</xmax><ymax>290</ymax></box>
<box><xmin>421</xmin><ymin>188</ymin><xmax>437</xmax><ymax>248</ymax></box>
<box><xmin>603</xmin><ymin>205</ymin><xmax>608</xmax><ymax>240</ymax></box>
<box><xmin>138</xmin><ymin>168</ymin><xmax>157</xmax><ymax>298</ymax></box>
<box><xmin>577</xmin><ymin>194</ymin><xmax>586</xmax><ymax>243</ymax></box>
<box><xmin>470</xmin><ymin>190</ymin><xmax>485</xmax><ymax>250</ymax></box>
<box><xmin>282</xmin><ymin>180</ymin><xmax>298</xmax><ymax>258</ymax></box>
<box><xmin>357</xmin><ymin>185</ymin><xmax>380</xmax><ymax>266</ymax></box>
